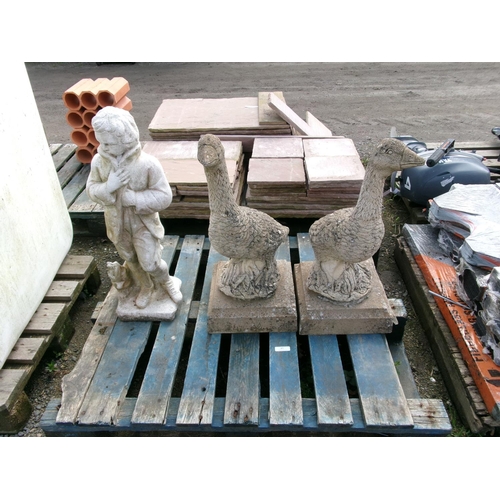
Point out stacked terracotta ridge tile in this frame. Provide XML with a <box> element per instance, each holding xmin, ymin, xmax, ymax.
<box><xmin>63</xmin><ymin>77</ymin><xmax>132</xmax><ymax>163</ymax></box>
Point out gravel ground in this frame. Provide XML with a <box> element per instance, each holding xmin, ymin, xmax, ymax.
<box><xmin>5</xmin><ymin>62</ymin><xmax>500</xmax><ymax>437</ymax></box>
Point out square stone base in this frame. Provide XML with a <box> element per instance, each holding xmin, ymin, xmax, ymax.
<box><xmin>295</xmin><ymin>261</ymin><xmax>396</xmax><ymax>335</ymax></box>
<box><xmin>116</xmin><ymin>276</ymin><xmax>181</xmax><ymax>322</ymax></box>
<box><xmin>207</xmin><ymin>260</ymin><xmax>297</xmax><ymax>334</ymax></box>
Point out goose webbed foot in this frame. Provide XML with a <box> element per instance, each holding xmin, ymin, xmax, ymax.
<box><xmin>306</xmin><ymin>259</ymin><xmax>372</xmax><ymax>303</ymax></box>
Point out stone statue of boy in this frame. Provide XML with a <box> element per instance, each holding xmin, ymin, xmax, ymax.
<box><xmin>86</xmin><ymin>107</ymin><xmax>182</xmax><ymax>318</ymax></box>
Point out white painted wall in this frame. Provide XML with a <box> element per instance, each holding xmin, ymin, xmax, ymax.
<box><xmin>0</xmin><ymin>62</ymin><xmax>73</xmax><ymax>368</ymax></box>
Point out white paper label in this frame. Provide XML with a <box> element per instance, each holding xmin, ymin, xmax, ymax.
<box><xmin>275</xmin><ymin>346</ymin><xmax>290</xmax><ymax>352</ymax></box>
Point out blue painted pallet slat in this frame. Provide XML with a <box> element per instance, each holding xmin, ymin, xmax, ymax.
<box><xmin>296</xmin><ymin>233</ymin><xmax>352</xmax><ymax>426</ymax></box>
<box><xmin>308</xmin><ymin>336</ymin><xmax>353</xmax><ymax>426</ymax></box>
<box><xmin>269</xmin><ymin>239</ymin><xmax>303</xmax><ymax>426</ymax></box>
<box><xmin>131</xmin><ymin>235</ymin><xmax>205</xmax><ymax>425</ymax></box>
<box><xmin>224</xmin><ymin>334</ymin><xmax>260</xmax><ymax>425</ymax></box>
<box><xmin>347</xmin><ymin>333</ymin><xmax>414</xmax><ymax>428</ymax></box>
<box><xmin>269</xmin><ymin>332</ymin><xmax>303</xmax><ymax>425</ymax></box>
<box><xmin>57</xmin><ymin>235</ymin><xmax>179</xmax><ymax>425</ymax></box>
<box><xmin>175</xmin><ymin>246</ymin><xmax>227</xmax><ymax>426</ymax></box>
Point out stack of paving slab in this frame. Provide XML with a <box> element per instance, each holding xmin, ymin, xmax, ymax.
<box><xmin>148</xmin><ymin>93</ymin><xmax>292</xmax><ymax>140</ymax></box>
<box><xmin>63</xmin><ymin>77</ymin><xmax>132</xmax><ymax>163</ymax></box>
<box><xmin>245</xmin><ymin>136</ymin><xmax>365</xmax><ymax>218</ymax></box>
<box><xmin>142</xmin><ymin>140</ymin><xmax>245</xmax><ymax>219</ymax></box>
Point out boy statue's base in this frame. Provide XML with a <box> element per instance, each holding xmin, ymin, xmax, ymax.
<box><xmin>207</xmin><ymin>260</ymin><xmax>297</xmax><ymax>334</ymax></box>
<box><xmin>115</xmin><ymin>276</ymin><xmax>182</xmax><ymax>322</ymax></box>
<box><xmin>295</xmin><ymin>260</ymin><xmax>397</xmax><ymax>335</ymax></box>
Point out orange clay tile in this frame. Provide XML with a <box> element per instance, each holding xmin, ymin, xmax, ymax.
<box><xmin>97</xmin><ymin>77</ymin><xmax>130</xmax><ymax>107</ymax></box>
<box><xmin>62</xmin><ymin>78</ymin><xmax>93</xmax><ymax>110</ymax></box>
<box><xmin>80</xmin><ymin>78</ymin><xmax>110</xmax><ymax>110</ymax></box>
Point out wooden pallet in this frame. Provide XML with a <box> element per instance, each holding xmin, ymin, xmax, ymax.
<box><xmin>394</xmin><ymin>230</ymin><xmax>500</xmax><ymax>434</ymax></box>
<box><xmin>0</xmin><ymin>254</ymin><xmax>101</xmax><ymax>434</ymax></box>
<box><xmin>40</xmin><ymin>235</ymin><xmax>451</xmax><ymax>436</ymax></box>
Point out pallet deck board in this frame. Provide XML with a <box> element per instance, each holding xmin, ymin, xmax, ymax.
<box><xmin>77</xmin><ymin>320</ymin><xmax>153</xmax><ymax>425</ymax></box>
<box><xmin>175</xmin><ymin>246</ymin><xmax>225</xmax><ymax>426</ymax></box>
<box><xmin>347</xmin><ymin>334</ymin><xmax>414</xmax><ymax>428</ymax></box>
<box><xmin>224</xmin><ymin>334</ymin><xmax>260</xmax><ymax>426</ymax></box>
<box><xmin>131</xmin><ymin>235</ymin><xmax>205</xmax><ymax>425</ymax></box>
<box><xmin>296</xmin><ymin>233</ymin><xmax>353</xmax><ymax>425</ymax></box>
<box><xmin>42</xmin><ymin>236</ymin><xmax>451</xmax><ymax>436</ymax></box>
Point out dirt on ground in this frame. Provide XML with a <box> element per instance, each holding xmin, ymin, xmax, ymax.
<box><xmin>6</xmin><ymin>62</ymin><xmax>500</xmax><ymax>437</ymax></box>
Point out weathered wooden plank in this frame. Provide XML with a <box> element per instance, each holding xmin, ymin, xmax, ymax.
<box><xmin>57</xmin><ymin>289</ymin><xmax>118</xmax><ymax>423</ymax></box>
<box><xmin>69</xmin><ymin>187</ymin><xmax>99</xmax><ymax>214</ymax></box>
<box><xmin>49</xmin><ymin>144</ymin><xmax>63</xmax><ymax>155</ymax></box>
<box><xmin>388</xmin><ymin>341</ymin><xmax>420</xmax><ymax>400</ymax></box>
<box><xmin>77</xmin><ymin>320</ymin><xmax>153</xmax><ymax>425</ymax></box>
<box><xmin>308</xmin><ymin>336</ymin><xmax>353</xmax><ymax>426</ymax></box>
<box><xmin>296</xmin><ymin>232</ymin><xmax>352</xmax><ymax>425</ymax></box>
<box><xmin>24</xmin><ymin>303</ymin><xmax>67</xmax><ymax>335</ymax></box>
<box><xmin>131</xmin><ymin>235</ymin><xmax>205</xmax><ymax>425</ymax></box>
<box><xmin>267</xmin><ymin>92</ymin><xmax>315</xmax><ymax>136</ymax></box>
<box><xmin>426</xmin><ymin>140</ymin><xmax>500</xmax><ymax>150</ymax></box>
<box><xmin>57</xmin><ymin>154</ymin><xmax>84</xmax><ymax>188</ymax></box>
<box><xmin>52</xmin><ymin>143</ymin><xmax>77</xmax><ymax>171</ymax></box>
<box><xmin>223</xmin><ymin>334</ymin><xmax>260</xmax><ymax>425</ymax></box>
<box><xmin>269</xmin><ymin>332</ymin><xmax>303</xmax><ymax>426</ymax></box>
<box><xmin>6</xmin><ymin>338</ymin><xmax>46</xmax><ymax>364</ymax></box>
<box><xmin>347</xmin><ymin>333</ymin><xmax>414</xmax><ymax>428</ymax></box>
<box><xmin>56</xmin><ymin>255</ymin><xmax>95</xmax><ymax>280</ymax></box>
<box><xmin>54</xmin><ymin>254</ymin><xmax>101</xmax><ymax>296</ymax></box>
<box><xmin>0</xmin><ymin>369</ymin><xmax>30</xmax><ymax>413</ymax></box>
<box><xmin>62</xmin><ymin>163</ymin><xmax>90</xmax><ymax>207</ymax></box>
<box><xmin>268</xmin><ymin>238</ymin><xmax>302</xmax><ymax>425</ymax></box>
<box><xmin>176</xmin><ymin>246</ymin><xmax>226</xmax><ymax>425</ymax></box>
<box><xmin>44</xmin><ymin>281</ymin><xmax>80</xmax><ymax>302</ymax></box>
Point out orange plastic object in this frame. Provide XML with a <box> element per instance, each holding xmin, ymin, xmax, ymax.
<box><xmin>409</xmin><ymin>234</ymin><xmax>500</xmax><ymax>420</ymax></box>
<box><xmin>97</xmin><ymin>77</ymin><xmax>130</xmax><ymax>107</ymax></box>
<box><xmin>62</xmin><ymin>78</ymin><xmax>93</xmax><ymax>110</ymax></box>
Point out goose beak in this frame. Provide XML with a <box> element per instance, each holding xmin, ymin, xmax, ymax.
<box><xmin>400</xmin><ymin>147</ymin><xmax>425</xmax><ymax>170</ymax></box>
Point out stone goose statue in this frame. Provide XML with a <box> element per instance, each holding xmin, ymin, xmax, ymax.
<box><xmin>307</xmin><ymin>138</ymin><xmax>424</xmax><ymax>303</ymax></box>
<box><xmin>198</xmin><ymin>134</ymin><xmax>289</xmax><ymax>299</ymax></box>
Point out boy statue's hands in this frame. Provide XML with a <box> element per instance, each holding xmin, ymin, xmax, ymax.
<box><xmin>107</xmin><ymin>168</ymin><xmax>130</xmax><ymax>193</ymax></box>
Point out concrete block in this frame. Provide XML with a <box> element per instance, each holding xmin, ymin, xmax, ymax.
<box><xmin>208</xmin><ymin>260</ymin><xmax>297</xmax><ymax>334</ymax></box>
<box><xmin>295</xmin><ymin>261</ymin><xmax>396</xmax><ymax>335</ymax></box>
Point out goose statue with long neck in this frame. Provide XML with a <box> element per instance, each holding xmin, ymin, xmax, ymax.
<box><xmin>198</xmin><ymin>134</ymin><xmax>289</xmax><ymax>300</ymax></box>
<box><xmin>307</xmin><ymin>138</ymin><xmax>424</xmax><ymax>303</ymax></box>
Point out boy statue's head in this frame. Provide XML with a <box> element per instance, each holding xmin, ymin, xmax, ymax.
<box><xmin>92</xmin><ymin>106</ymin><xmax>140</xmax><ymax>157</ymax></box>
